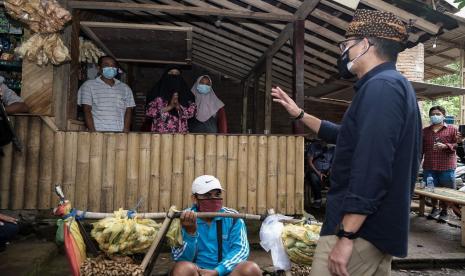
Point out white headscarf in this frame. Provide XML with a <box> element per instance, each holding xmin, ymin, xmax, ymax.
<box><xmin>191</xmin><ymin>75</ymin><xmax>224</xmax><ymax>122</ymax></box>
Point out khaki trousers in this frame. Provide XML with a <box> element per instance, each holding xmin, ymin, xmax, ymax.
<box><xmin>310</xmin><ymin>235</ymin><xmax>392</xmax><ymax>276</ymax></box>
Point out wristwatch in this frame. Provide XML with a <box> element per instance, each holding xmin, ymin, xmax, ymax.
<box><xmin>336</xmin><ymin>223</ymin><xmax>359</xmax><ymax>240</ymax></box>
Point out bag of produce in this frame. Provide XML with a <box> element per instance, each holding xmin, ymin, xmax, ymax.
<box><xmin>281</xmin><ymin>221</ymin><xmax>321</xmax><ymax>266</ymax></box>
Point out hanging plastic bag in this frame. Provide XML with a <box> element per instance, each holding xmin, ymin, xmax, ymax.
<box><xmin>259</xmin><ymin>214</ymin><xmax>293</xmax><ymax>271</ymax></box>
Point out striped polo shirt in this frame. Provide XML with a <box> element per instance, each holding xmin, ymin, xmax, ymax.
<box><xmin>77</xmin><ymin>77</ymin><xmax>136</xmax><ymax>132</ymax></box>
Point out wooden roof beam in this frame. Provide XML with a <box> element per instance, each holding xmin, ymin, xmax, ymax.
<box><xmin>425</xmin><ymin>63</ymin><xmax>457</xmax><ymax>75</ymax></box>
<box><xmin>69</xmin><ymin>1</ymin><xmax>295</xmax><ymax>21</ymax></box>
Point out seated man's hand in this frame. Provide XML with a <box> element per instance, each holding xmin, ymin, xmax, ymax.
<box><xmin>180</xmin><ymin>210</ymin><xmax>197</xmax><ymax>235</ymax></box>
<box><xmin>198</xmin><ymin>268</ymin><xmax>218</xmax><ymax>276</ymax></box>
<box><xmin>0</xmin><ymin>213</ymin><xmax>18</xmax><ymax>226</ymax></box>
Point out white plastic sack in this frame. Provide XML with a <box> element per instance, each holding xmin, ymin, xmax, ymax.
<box><xmin>259</xmin><ymin>214</ymin><xmax>293</xmax><ymax>271</ymax></box>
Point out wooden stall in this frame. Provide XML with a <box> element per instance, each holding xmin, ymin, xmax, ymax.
<box><xmin>0</xmin><ymin>115</ymin><xmax>304</xmax><ymax>215</ymax></box>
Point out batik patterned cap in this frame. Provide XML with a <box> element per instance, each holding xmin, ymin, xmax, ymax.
<box><xmin>346</xmin><ymin>9</ymin><xmax>408</xmax><ymax>42</ymax></box>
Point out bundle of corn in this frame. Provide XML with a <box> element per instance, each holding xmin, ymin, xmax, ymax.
<box><xmin>79</xmin><ymin>37</ymin><xmax>105</xmax><ymax>64</ymax></box>
<box><xmin>281</xmin><ymin>222</ymin><xmax>321</xmax><ymax>266</ymax></box>
<box><xmin>15</xmin><ymin>33</ymin><xmax>70</xmax><ymax>65</ymax></box>
<box><xmin>4</xmin><ymin>0</ymin><xmax>71</xmax><ymax>33</ymax></box>
<box><xmin>80</xmin><ymin>255</ymin><xmax>143</xmax><ymax>276</ymax></box>
<box><xmin>91</xmin><ymin>209</ymin><xmax>161</xmax><ymax>255</ymax></box>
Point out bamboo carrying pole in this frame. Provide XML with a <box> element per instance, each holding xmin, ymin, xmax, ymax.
<box><xmin>10</xmin><ymin>116</ymin><xmax>29</xmax><ymax>209</ymax></box>
<box><xmin>277</xmin><ymin>136</ymin><xmax>287</xmax><ymax>214</ymax></box>
<box><xmin>205</xmin><ymin>135</ymin><xmax>216</xmax><ymax>176</ymax></box>
<box><xmin>295</xmin><ymin>136</ymin><xmax>305</xmax><ymax>214</ymax></box>
<box><xmin>267</xmin><ymin>136</ymin><xmax>278</xmax><ymax>211</ymax></box>
<box><xmin>226</xmin><ymin>136</ymin><xmax>238</xmax><ymax>209</ymax></box>
<box><xmin>172</xmin><ymin>134</ymin><xmax>184</xmax><ymax>209</ymax></box>
<box><xmin>257</xmin><ymin>136</ymin><xmax>267</xmax><ymax>214</ymax></box>
<box><xmin>286</xmin><ymin>137</ymin><xmax>296</xmax><ymax>215</ymax></box>
<box><xmin>38</xmin><ymin>123</ymin><xmax>54</xmax><ymax>209</ymax></box>
<box><xmin>138</xmin><ymin>134</ymin><xmax>151</xmax><ymax>212</ymax></box>
<box><xmin>159</xmin><ymin>135</ymin><xmax>173</xmax><ymax>212</ymax></box>
<box><xmin>0</xmin><ymin>140</ymin><xmax>13</xmax><ymax>209</ymax></box>
<box><xmin>237</xmin><ymin>136</ymin><xmax>248</xmax><ymax>213</ymax></box>
<box><xmin>63</xmin><ymin>132</ymin><xmax>78</xmax><ymax>205</ymax></box>
<box><xmin>102</xmin><ymin>133</ymin><xmax>116</xmax><ymax>212</ymax></box>
<box><xmin>24</xmin><ymin>117</ymin><xmax>41</xmax><ymax>209</ymax></box>
<box><xmin>216</xmin><ymin>136</ymin><xmax>227</xmax><ymax>206</ymax></box>
<box><xmin>247</xmin><ymin>136</ymin><xmax>257</xmax><ymax>214</ymax></box>
<box><xmin>126</xmin><ymin>133</ymin><xmax>140</xmax><ymax>209</ymax></box>
<box><xmin>114</xmin><ymin>133</ymin><xmax>128</xmax><ymax>209</ymax></box>
<box><xmin>88</xmin><ymin>133</ymin><xmax>104</xmax><ymax>211</ymax></box>
<box><xmin>183</xmin><ymin>135</ymin><xmax>195</xmax><ymax>208</ymax></box>
<box><xmin>52</xmin><ymin>131</ymin><xmax>65</xmax><ymax>207</ymax></box>
<box><xmin>194</xmin><ymin>135</ymin><xmax>205</xmax><ymax>177</ymax></box>
<box><xmin>149</xmin><ymin>134</ymin><xmax>161</xmax><ymax>212</ymax></box>
<box><xmin>75</xmin><ymin>132</ymin><xmax>90</xmax><ymax>210</ymax></box>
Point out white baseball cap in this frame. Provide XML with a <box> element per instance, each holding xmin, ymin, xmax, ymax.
<box><xmin>192</xmin><ymin>175</ymin><xmax>223</xmax><ymax>195</ymax></box>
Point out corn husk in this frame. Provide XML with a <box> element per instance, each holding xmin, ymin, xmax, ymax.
<box><xmin>281</xmin><ymin>221</ymin><xmax>321</xmax><ymax>266</ymax></box>
<box><xmin>15</xmin><ymin>33</ymin><xmax>70</xmax><ymax>66</ymax></box>
<box><xmin>79</xmin><ymin>37</ymin><xmax>105</xmax><ymax>64</ymax></box>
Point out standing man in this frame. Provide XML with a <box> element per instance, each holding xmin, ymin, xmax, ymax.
<box><xmin>307</xmin><ymin>139</ymin><xmax>334</xmax><ymax>209</ymax></box>
<box><xmin>272</xmin><ymin>9</ymin><xmax>421</xmax><ymax>276</ymax></box>
<box><xmin>77</xmin><ymin>56</ymin><xmax>135</xmax><ymax>132</ymax></box>
<box><xmin>422</xmin><ymin>106</ymin><xmax>457</xmax><ymax>222</ymax></box>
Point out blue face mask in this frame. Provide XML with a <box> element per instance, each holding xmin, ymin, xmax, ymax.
<box><xmin>197</xmin><ymin>84</ymin><xmax>211</xmax><ymax>94</ymax></box>
<box><xmin>102</xmin><ymin>67</ymin><xmax>118</xmax><ymax>79</ymax></box>
<box><xmin>430</xmin><ymin>115</ymin><xmax>444</xmax><ymax>125</ymax></box>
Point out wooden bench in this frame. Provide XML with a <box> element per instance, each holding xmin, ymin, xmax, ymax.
<box><xmin>414</xmin><ymin>187</ymin><xmax>465</xmax><ymax>246</ymax></box>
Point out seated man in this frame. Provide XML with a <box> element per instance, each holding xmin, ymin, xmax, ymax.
<box><xmin>0</xmin><ymin>76</ymin><xmax>29</xmax><ymax>114</ymax></box>
<box><xmin>307</xmin><ymin>140</ymin><xmax>334</xmax><ymax>209</ymax></box>
<box><xmin>171</xmin><ymin>175</ymin><xmax>261</xmax><ymax>276</ymax></box>
<box><xmin>0</xmin><ymin>213</ymin><xmax>18</xmax><ymax>252</ymax></box>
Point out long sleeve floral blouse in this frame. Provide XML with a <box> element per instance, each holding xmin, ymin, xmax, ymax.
<box><xmin>146</xmin><ymin>97</ymin><xmax>196</xmax><ymax>133</ymax></box>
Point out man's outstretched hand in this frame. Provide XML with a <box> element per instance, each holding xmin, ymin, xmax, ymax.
<box><xmin>271</xmin><ymin>86</ymin><xmax>301</xmax><ymax>118</ymax></box>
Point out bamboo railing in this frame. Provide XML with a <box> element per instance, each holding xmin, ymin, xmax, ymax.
<box><xmin>0</xmin><ymin>116</ymin><xmax>304</xmax><ymax>214</ymax></box>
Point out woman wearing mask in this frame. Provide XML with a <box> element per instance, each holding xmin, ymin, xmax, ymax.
<box><xmin>145</xmin><ymin>67</ymin><xmax>196</xmax><ymax>133</ymax></box>
<box><xmin>189</xmin><ymin>75</ymin><xmax>227</xmax><ymax>133</ymax></box>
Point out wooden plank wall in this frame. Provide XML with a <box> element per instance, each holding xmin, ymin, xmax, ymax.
<box><xmin>0</xmin><ymin>116</ymin><xmax>304</xmax><ymax>214</ymax></box>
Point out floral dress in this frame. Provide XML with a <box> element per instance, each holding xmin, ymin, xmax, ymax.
<box><xmin>146</xmin><ymin>97</ymin><xmax>196</xmax><ymax>133</ymax></box>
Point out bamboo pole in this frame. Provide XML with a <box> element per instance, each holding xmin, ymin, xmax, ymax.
<box><xmin>183</xmin><ymin>135</ymin><xmax>195</xmax><ymax>208</ymax></box>
<box><xmin>257</xmin><ymin>136</ymin><xmax>267</xmax><ymax>214</ymax></box>
<box><xmin>63</xmin><ymin>132</ymin><xmax>78</xmax><ymax>205</ymax></box>
<box><xmin>295</xmin><ymin>136</ymin><xmax>305</xmax><ymax>214</ymax></box>
<box><xmin>172</xmin><ymin>134</ymin><xmax>184</xmax><ymax>209</ymax></box>
<box><xmin>205</xmin><ymin>135</ymin><xmax>216</xmax><ymax>176</ymax></box>
<box><xmin>126</xmin><ymin>133</ymin><xmax>140</xmax><ymax>209</ymax></box>
<box><xmin>226</xmin><ymin>136</ymin><xmax>238</xmax><ymax>209</ymax></box>
<box><xmin>0</xmin><ymin>142</ymin><xmax>13</xmax><ymax>209</ymax></box>
<box><xmin>247</xmin><ymin>136</ymin><xmax>257</xmax><ymax>214</ymax></box>
<box><xmin>277</xmin><ymin>136</ymin><xmax>287</xmax><ymax>214</ymax></box>
<box><xmin>194</xmin><ymin>135</ymin><xmax>205</xmax><ymax>177</ymax></box>
<box><xmin>114</xmin><ymin>133</ymin><xmax>128</xmax><ymax>209</ymax></box>
<box><xmin>216</xmin><ymin>135</ymin><xmax>228</xmax><ymax>206</ymax></box>
<box><xmin>159</xmin><ymin>134</ymin><xmax>173</xmax><ymax>212</ymax></box>
<box><xmin>38</xmin><ymin>122</ymin><xmax>54</xmax><ymax>209</ymax></box>
<box><xmin>286</xmin><ymin>136</ymin><xmax>296</xmax><ymax>215</ymax></box>
<box><xmin>24</xmin><ymin>117</ymin><xmax>41</xmax><ymax>209</ymax></box>
<box><xmin>102</xmin><ymin>133</ymin><xmax>116</xmax><ymax>212</ymax></box>
<box><xmin>88</xmin><ymin>133</ymin><xmax>104</xmax><ymax>211</ymax></box>
<box><xmin>149</xmin><ymin>134</ymin><xmax>161</xmax><ymax>212</ymax></box>
<box><xmin>267</xmin><ymin>136</ymin><xmax>278</xmax><ymax>211</ymax></box>
<box><xmin>52</xmin><ymin>131</ymin><xmax>65</xmax><ymax>207</ymax></box>
<box><xmin>75</xmin><ymin>132</ymin><xmax>90</xmax><ymax>210</ymax></box>
<box><xmin>237</xmin><ymin>136</ymin><xmax>248</xmax><ymax>213</ymax></box>
<box><xmin>138</xmin><ymin>133</ymin><xmax>151</xmax><ymax>212</ymax></box>
<box><xmin>10</xmin><ymin>116</ymin><xmax>29</xmax><ymax>209</ymax></box>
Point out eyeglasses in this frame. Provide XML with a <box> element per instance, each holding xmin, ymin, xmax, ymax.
<box><xmin>338</xmin><ymin>38</ymin><xmax>362</xmax><ymax>52</ymax></box>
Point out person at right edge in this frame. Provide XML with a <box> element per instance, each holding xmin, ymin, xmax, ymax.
<box><xmin>272</xmin><ymin>9</ymin><xmax>421</xmax><ymax>276</ymax></box>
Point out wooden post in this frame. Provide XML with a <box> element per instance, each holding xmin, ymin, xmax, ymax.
<box><xmin>52</xmin><ymin>131</ymin><xmax>65</xmax><ymax>207</ymax></box>
<box><xmin>102</xmin><ymin>133</ymin><xmax>116</xmax><ymax>212</ymax></box>
<box><xmin>149</xmin><ymin>134</ymin><xmax>161</xmax><ymax>212</ymax></box>
<box><xmin>75</xmin><ymin>132</ymin><xmax>90</xmax><ymax>209</ymax></box>
<box><xmin>126</xmin><ymin>133</ymin><xmax>140</xmax><ymax>208</ymax></box>
<box><xmin>216</xmin><ymin>136</ymin><xmax>228</xmax><ymax>206</ymax></box>
<box><xmin>38</xmin><ymin>123</ymin><xmax>54</xmax><ymax>209</ymax></box>
<box><xmin>138</xmin><ymin>134</ymin><xmax>151</xmax><ymax>212</ymax></box>
<box><xmin>247</xmin><ymin>136</ymin><xmax>258</xmax><ymax>214</ymax></box>
<box><xmin>172</xmin><ymin>134</ymin><xmax>184</xmax><ymax>209</ymax></box>
<box><xmin>278</xmin><ymin>136</ymin><xmax>287</xmax><ymax>214</ymax></box>
<box><xmin>195</xmin><ymin>135</ymin><xmax>205</xmax><ymax>177</ymax></box>
<box><xmin>257</xmin><ymin>136</ymin><xmax>268</xmax><ymax>214</ymax></box>
<box><xmin>226</xmin><ymin>136</ymin><xmax>238</xmax><ymax>209</ymax></box>
<box><xmin>264</xmin><ymin>56</ymin><xmax>273</xmax><ymax>134</ymax></box>
<box><xmin>267</xmin><ymin>136</ymin><xmax>278</xmax><ymax>211</ymax></box>
<box><xmin>0</xmin><ymin>141</ymin><xmax>13</xmax><ymax>209</ymax></box>
<box><xmin>88</xmin><ymin>133</ymin><xmax>104</xmax><ymax>211</ymax></box>
<box><xmin>237</xmin><ymin>136</ymin><xmax>248</xmax><ymax>213</ymax></box>
<box><xmin>183</xmin><ymin>135</ymin><xmax>195</xmax><ymax>208</ymax></box>
<box><xmin>68</xmin><ymin>9</ymin><xmax>80</xmax><ymax>121</ymax></box>
<box><xmin>241</xmin><ymin>80</ymin><xmax>249</xmax><ymax>133</ymax></box>
<box><xmin>292</xmin><ymin>19</ymin><xmax>305</xmax><ymax>134</ymax></box>
<box><xmin>24</xmin><ymin>117</ymin><xmax>41</xmax><ymax>209</ymax></box>
<box><xmin>295</xmin><ymin>136</ymin><xmax>305</xmax><ymax>214</ymax></box>
<box><xmin>159</xmin><ymin>134</ymin><xmax>173</xmax><ymax>212</ymax></box>
<box><xmin>418</xmin><ymin>196</ymin><xmax>425</xmax><ymax>217</ymax></box>
<box><xmin>10</xmin><ymin>116</ymin><xmax>28</xmax><ymax>209</ymax></box>
<box><xmin>253</xmin><ymin>77</ymin><xmax>259</xmax><ymax>133</ymax></box>
<box><xmin>286</xmin><ymin>137</ymin><xmax>296</xmax><ymax>215</ymax></box>
<box><xmin>114</xmin><ymin>133</ymin><xmax>128</xmax><ymax>209</ymax></box>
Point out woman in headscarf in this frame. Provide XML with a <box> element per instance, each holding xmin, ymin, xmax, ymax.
<box><xmin>189</xmin><ymin>75</ymin><xmax>227</xmax><ymax>133</ymax></box>
<box><xmin>144</xmin><ymin>67</ymin><xmax>196</xmax><ymax>133</ymax></box>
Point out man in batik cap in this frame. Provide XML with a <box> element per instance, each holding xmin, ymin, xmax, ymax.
<box><xmin>272</xmin><ymin>9</ymin><xmax>421</xmax><ymax>276</ymax></box>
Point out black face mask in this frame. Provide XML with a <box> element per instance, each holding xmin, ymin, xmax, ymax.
<box><xmin>337</xmin><ymin>49</ymin><xmax>355</xmax><ymax>80</ymax></box>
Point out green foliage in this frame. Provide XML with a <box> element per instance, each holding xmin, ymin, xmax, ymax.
<box><xmin>422</xmin><ymin>63</ymin><xmax>461</xmax><ymax>123</ymax></box>
<box><xmin>455</xmin><ymin>0</ymin><xmax>465</xmax><ymax>10</ymax></box>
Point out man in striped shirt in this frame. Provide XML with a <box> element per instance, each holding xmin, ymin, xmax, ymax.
<box><xmin>77</xmin><ymin>56</ymin><xmax>135</xmax><ymax>132</ymax></box>
<box><xmin>171</xmin><ymin>175</ymin><xmax>261</xmax><ymax>276</ymax></box>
